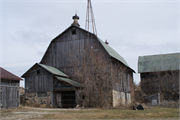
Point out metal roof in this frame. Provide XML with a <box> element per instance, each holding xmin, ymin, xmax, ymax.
<box><xmin>55</xmin><ymin>76</ymin><xmax>82</xmax><ymax>88</ymax></box>
<box><xmin>0</xmin><ymin>67</ymin><xmax>23</xmax><ymax>80</ymax></box>
<box><xmin>98</xmin><ymin>38</ymin><xmax>133</xmax><ymax>70</ymax></box>
<box><xmin>138</xmin><ymin>53</ymin><xmax>180</xmax><ymax>73</ymax></box>
<box><xmin>38</xmin><ymin>63</ymin><xmax>69</xmax><ymax>78</ymax></box>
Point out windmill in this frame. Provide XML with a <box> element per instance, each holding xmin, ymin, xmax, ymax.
<box><xmin>85</xmin><ymin>0</ymin><xmax>97</xmax><ymax>36</ymax></box>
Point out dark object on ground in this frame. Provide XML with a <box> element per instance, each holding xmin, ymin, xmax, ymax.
<box><xmin>136</xmin><ymin>104</ymin><xmax>144</xmax><ymax>110</ymax></box>
<box><xmin>131</xmin><ymin>105</ymin><xmax>136</xmax><ymax>110</ymax></box>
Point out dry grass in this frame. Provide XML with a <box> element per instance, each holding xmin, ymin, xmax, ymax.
<box><xmin>0</xmin><ymin>106</ymin><xmax>179</xmax><ymax>119</ymax></box>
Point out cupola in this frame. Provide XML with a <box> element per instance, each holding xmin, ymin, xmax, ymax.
<box><xmin>71</xmin><ymin>14</ymin><xmax>80</xmax><ymax>27</ymax></box>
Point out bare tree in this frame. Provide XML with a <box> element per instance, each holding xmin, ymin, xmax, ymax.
<box><xmin>69</xmin><ymin>47</ymin><xmax>128</xmax><ymax>108</ymax></box>
<box><xmin>141</xmin><ymin>70</ymin><xmax>179</xmax><ymax>101</ymax></box>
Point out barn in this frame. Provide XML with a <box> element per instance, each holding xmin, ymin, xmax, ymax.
<box><xmin>138</xmin><ymin>53</ymin><xmax>179</xmax><ymax>101</ymax></box>
<box><xmin>22</xmin><ymin>14</ymin><xmax>135</xmax><ymax>108</ymax></box>
<box><xmin>0</xmin><ymin>67</ymin><xmax>23</xmax><ymax>109</ymax></box>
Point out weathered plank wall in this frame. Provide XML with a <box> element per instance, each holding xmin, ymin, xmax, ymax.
<box><xmin>40</xmin><ymin>26</ymin><xmax>109</xmax><ymax>81</ymax></box>
<box><xmin>111</xmin><ymin>60</ymin><xmax>132</xmax><ymax>92</ymax></box>
<box><xmin>0</xmin><ymin>79</ymin><xmax>20</xmax><ymax>109</ymax></box>
<box><xmin>24</xmin><ymin>66</ymin><xmax>53</xmax><ymax>93</ymax></box>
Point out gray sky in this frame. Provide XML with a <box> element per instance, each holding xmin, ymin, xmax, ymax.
<box><xmin>1</xmin><ymin>0</ymin><xmax>179</xmax><ymax>87</ymax></box>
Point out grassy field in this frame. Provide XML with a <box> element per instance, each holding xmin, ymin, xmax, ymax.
<box><xmin>0</xmin><ymin>106</ymin><xmax>179</xmax><ymax>119</ymax></box>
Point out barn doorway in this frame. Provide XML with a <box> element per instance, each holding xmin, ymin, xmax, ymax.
<box><xmin>56</xmin><ymin>92</ymin><xmax>62</xmax><ymax>108</ymax></box>
<box><xmin>61</xmin><ymin>91</ymin><xmax>76</xmax><ymax>108</ymax></box>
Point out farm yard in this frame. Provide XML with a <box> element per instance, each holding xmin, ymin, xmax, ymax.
<box><xmin>0</xmin><ymin>106</ymin><xmax>179</xmax><ymax>119</ymax></box>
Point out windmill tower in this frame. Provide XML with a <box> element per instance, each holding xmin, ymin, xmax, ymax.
<box><xmin>85</xmin><ymin>0</ymin><xmax>97</xmax><ymax>36</ymax></box>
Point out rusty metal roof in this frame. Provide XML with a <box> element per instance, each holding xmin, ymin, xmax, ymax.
<box><xmin>0</xmin><ymin>67</ymin><xmax>23</xmax><ymax>80</ymax></box>
<box><xmin>138</xmin><ymin>53</ymin><xmax>180</xmax><ymax>73</ymax></box>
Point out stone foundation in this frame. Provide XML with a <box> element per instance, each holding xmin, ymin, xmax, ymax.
<box><xmin>25</xmin><ymin>92</ymin><xmax>53</xmax><ymax>108</ymax></box>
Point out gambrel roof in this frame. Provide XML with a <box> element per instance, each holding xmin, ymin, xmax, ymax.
<box><xmin>41</xmin><ymin>25</ymin><xmax>134</xmax><ymax>72</ymax></box>
<box><xmin>98</xmin><ymin>38</ymin><xmax>130</xmax><ymax>68</ymax></box>
<box><xmin>138</xmin><ymin>53</ymin><xmax>180</xmax><ymax>73</ymax></box>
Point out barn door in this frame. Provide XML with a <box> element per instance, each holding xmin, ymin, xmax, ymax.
<box><xmin>56</xmin><ymin>93</ymin><xmax>62</xmax><ymax>108</ymax></box>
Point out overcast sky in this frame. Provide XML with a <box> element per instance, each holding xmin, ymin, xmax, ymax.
<box><xmin>1</xmin><ymin>0</ymin><xmax>179</xmax><ymax>87</ymax></box>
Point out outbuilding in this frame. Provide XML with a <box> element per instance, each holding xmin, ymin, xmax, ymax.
<box><xmin>138</xmin><ymin>53</ymin><xmax>179</xmax><ymax>101</ymax></box>
<box><xmin>0</xmin><ymin>67</ymin><xmax>23</xmax><ymax>109</ymax></box>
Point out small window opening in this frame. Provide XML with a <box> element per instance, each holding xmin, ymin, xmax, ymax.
<box><xmin>72</xmin><ymin>30</ymin><xmax>76</xmax><ymax>35</ymax></box>
<box><xmin>37</xmin><ymin>92</ymin><xmax>47</xmax><ymax>97</ymax></box>
<box><xmin>37</xmin><ymin>70</ymin><xmax>40</xmax><ymax>74</ymax></box>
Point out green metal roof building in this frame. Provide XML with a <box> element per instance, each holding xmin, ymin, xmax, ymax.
<box><xmin>138</xmin><ymin>53</ymin><xmax>180</xmax><ymax>73</ymax></box>
<box><xmin>138</xmin><ymin>53</ymin><xmax>180</xmax><ymax>96</ymax></box>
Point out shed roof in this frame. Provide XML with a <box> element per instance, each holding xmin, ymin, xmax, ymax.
<box><xmin>22</xmin><ymin>63</ymin><xmax>81</xmax><ymax>88</ymax></box>
<box><xmin>38</xmin><ymin>63</ymin><xmax>69</xmax><ymax>78</ymax></box>
<box><xmin>55</xmin><ymin>76</ymin><xmax>82</xmax><ymax>88</ymax></box>
<box><xmin>138</xmin><ymin>53</ymin><xmax>180</xmax><ymax>73</ymax></box>
<box><xmin>0</xmin><ymin>67</ymin><xmax>23</xmax><ymax>80</ymax></box>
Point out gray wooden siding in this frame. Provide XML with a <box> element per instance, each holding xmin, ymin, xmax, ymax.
<box><xmin>0</xmin><ymin>79</ymin><xmax>20</xmax><ymax>109</ymax></box>
<box><xmin>111</xmin><ymin>61</ymin><xmax>131</xmax><ymax>92</ymax></box>
<box><xmin>24</xmin><ymin>66</ymin><xmax>53</xmax><ymax>93</ymax></box>
<box><xmin>40</xmin><ymin>26</ymin><xmax>109</xmax><ymax>81</ymax></box>
<box><xmin>38</xmin><ymin>26</ymin><xmax>132</xmax><ymax>96</ymax></box>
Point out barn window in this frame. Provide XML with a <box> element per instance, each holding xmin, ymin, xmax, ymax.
<box><xmin>72</xmin><ymin>30</ymin><xmax>76</xmax><ymax>35</ymax></box>
<box><xmin>37</xmin><ymin>92</ymin><xmax>47</xmax><ymax>97</ymax></box>
<box><xmin>37</xmin><ymin>70</ymin><xmax>40</xmax><ymax>74</ymax></box>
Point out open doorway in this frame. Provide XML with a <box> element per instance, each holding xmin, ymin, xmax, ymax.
<box><xmin>61</xmin><ymin>91</ymin><xmax>76</xmax><ymax>108</ymax></box>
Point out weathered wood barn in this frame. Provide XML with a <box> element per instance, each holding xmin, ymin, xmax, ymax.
<box><xmin>22</xmin><ymin>14</ymin><xmax>135</xmax><ymax>108</ymax></box>
<box><xmin>0</xmin><ymin>67</ymin><xmax>23</xmax><ymax>109</ymax></box>
<box><xmin>138</xmin><ymin>53</ymin><xmax>180</xmax><ymax>100</ymax></box>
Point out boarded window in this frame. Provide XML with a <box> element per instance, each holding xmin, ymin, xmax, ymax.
<box><xmin>37</xmin><ymin>92</ymin><xmax>47</xmax><ymax>97</ymax></box>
